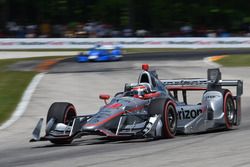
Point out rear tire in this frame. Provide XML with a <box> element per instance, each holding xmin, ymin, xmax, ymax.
<box><xmin>162</xmin><ymin>100</ymin><xmax>177</xmax><ymax>138</ymax></box>
<box><xmin>46</xmin><ymin>102</ymin><xmax>77</xmax><ymax>144</ymax></box>
<box><xmin>223</xmin><ymin>90</ymin><xmax>235</xmax><ymax>129</ymax></box>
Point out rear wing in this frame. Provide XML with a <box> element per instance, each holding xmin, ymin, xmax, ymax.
<box><xmin>162</xmin><ymin>79</ymin><xmax>243</xmax><ymax>95</ymax></box>
<box><xmin>161</xmin><ymin>68</ymin><xmax>243</xmax><ymax>97</ymax></box>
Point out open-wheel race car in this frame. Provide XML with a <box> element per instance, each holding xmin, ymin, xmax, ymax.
<box><xmin>30</xmin><ymin>64</ymin><xmax>243</xmax><ymax>144</ymax></box>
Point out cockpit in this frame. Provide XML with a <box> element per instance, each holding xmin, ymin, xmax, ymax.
<box><xmin>124</xmin><ymin>83</ymin><xmax>151</xmax><ymax>97</ymax></box>
<box><xmin>117</xmin><ymin>64</ymin><xmax>163</xmax><ymax>100</ymax></box>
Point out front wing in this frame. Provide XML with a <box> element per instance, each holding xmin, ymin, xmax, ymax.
<box><xmin>30</xmin><ymin>114</ymin><xmax>162</xmax><ymax>143</ymax></box>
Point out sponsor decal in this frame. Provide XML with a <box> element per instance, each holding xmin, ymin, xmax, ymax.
<box><xmin>163</xmin><ymin>79</ymin><xmax>207</xmax><ymax>86</ymax></box>
<box><xmin>206</xmin><ymin>95</ymin><xmax>216</xmax><ymax>99</ymax></box>
<box><xmin>0</xmin><ymin>42</ymin><xmax>15</xmax><ymax>46</ymax></box>
<box><xmin>177</xmin><ymin>107</ymin><xmax>202</xmax><ymax>120</ymax></box>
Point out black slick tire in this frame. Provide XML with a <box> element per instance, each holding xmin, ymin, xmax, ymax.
<box><xmin>162</xmin><ymin>100</ymin><xmax>177</xmax><ymax>138</ymax></box>
<box><xmin>46</xmin><ymin>102</ymin><xmax>77</xmax><ymax>144</ymax></box>
<box><xmin>223</xmin><ymin>90</ymin><xmax>235</xmax><ymax>130</ymax></box>
<box><xmin>47</xmin><ymin>102</ymin><xmax>76</xmax><ymax>124</ymax></box>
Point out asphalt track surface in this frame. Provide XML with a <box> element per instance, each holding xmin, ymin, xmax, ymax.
<box><xmin>0</xmin><ymin>52</ymin><xmax>250</xmax><ymax>167</ymax></box>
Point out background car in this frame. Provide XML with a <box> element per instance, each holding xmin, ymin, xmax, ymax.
<box><xmin>76</xmin><ymin>45</ymin><xmax>122</xmax><ymax>62</ymax></box>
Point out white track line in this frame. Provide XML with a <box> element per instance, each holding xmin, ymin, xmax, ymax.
<box><xmin>0</xmin><ymin>73</ymin><xmax>44</xmax><ymax>130</ymax></box>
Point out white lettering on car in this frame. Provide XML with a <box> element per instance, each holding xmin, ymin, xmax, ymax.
<box><xmin>177</xmin><ymin>108</ymin><xmax>202</xmax><ymax>120</ymax></box>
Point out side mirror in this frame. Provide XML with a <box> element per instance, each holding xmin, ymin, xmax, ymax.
<box><xmin>99</xmin><ymin>94</ymin><xmax>110</xmax><ymax>104</ymax></box>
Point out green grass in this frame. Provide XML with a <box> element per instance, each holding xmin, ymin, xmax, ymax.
<box><xmin>215</xmin><ymin>55</ymin><xmax>250</xmax><ymax>67</ymax></box>
<box><xmin>0</xmin><ymin>56</ymin><xmax>67</xmax><ymax>124</ymax></box>
<box><xmin>0</xmin><ymin>71</ymin><xmax>36</xmax><ymax>123</ymax></box>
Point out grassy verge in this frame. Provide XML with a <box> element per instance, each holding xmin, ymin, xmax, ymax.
<box><xmin>0</xmin><ymin>71</ymin><xmax>36</xmax><ymax>123</ymax></box>
<box><xmin>0</xmin><ymin>56</ymin><xmax>67</xmax><ymax>124</ymax></box>
<box><xmin>215</xmin><ymin>55</ymin><xmax>250</xmax><ymax>67</ymax></box>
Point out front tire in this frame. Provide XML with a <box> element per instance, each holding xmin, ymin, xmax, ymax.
<box><xmin>46</xmin><ymin>102</ymin><xmax>77</xmax><ymax>144</ymax></box>
<box><xmin>47</xmin><ymin>102</ymin><xmax>77</xmax><ymax>124</ymax></box>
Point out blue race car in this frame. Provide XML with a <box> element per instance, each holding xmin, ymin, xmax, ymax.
<box><xmin>76</xmin><ymin>45</ymin><xmax>123</xmax><ymax>62</ymax></box>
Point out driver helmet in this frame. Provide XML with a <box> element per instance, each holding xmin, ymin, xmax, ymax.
<box><xmin>131</xmin><ymin>85</ymin><xmax>149</xmax><ymax>98</ymax></box>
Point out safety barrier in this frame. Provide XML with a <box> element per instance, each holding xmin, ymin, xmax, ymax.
<box><xmin>0</xmin><ymin>37</ymin><xmax>250</xmax><ymax>49</ymax></box>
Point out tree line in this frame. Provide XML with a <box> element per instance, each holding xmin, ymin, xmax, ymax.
<box><xmin>0</xmin><ymin>0</ymin><xmax>249</xmax><ymax>34</ymax></box>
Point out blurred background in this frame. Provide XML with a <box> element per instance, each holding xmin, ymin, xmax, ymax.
<box><xmin>0</xmin><ymin>0</ymin><xmax>250</xmax><ymax>38</ymax></box>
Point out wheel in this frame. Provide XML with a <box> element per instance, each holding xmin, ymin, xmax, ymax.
<box><xmin>46</xmin><ymin>102</ymin><xmax>77</xmax><ymax>144</ymax></box>
<box><xmin>47</xmin><ymin>102</ymin><xmax>77</xmax><ymax>124</ymax></box>
<box><xmin>148</xmin><ymin>98</ymin><xmax>177</xmax><ymax>139</ymax></box>
<box><xmin>162</xmin><ymin>100</ymin><xmax>177</xmax><ymax>138</ymax></box>
<box><xmin>223</xmin><ymin>90</ymin><xmax>235</xmax><ymax>129</ymax></box>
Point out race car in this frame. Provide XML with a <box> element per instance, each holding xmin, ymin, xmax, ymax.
<box><xmin>75</xmin><ymin>45</ymin><xmax>122</xmax><ymax>62</ymax></box>
<box><xmin>30</xmin><ymin>64</ymin><xmax>243</xmax><ymax>144</ymax></box>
